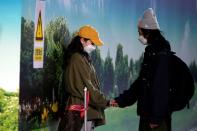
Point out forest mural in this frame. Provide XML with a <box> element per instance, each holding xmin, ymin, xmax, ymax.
<box><xmin>16</xmin><ymin>0</ymin><xmax>197</xmax><ymax>131</ymax></box>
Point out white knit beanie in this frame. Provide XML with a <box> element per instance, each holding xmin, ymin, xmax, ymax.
<box><xmin>138</xmin><ymin>8</ymin><xmax>160</xmax><ymax>30</ymax></box>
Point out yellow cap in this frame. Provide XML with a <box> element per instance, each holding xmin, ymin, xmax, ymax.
<box><xmin>78</xmin><ymin>25</ymin><xmax>103</xmax><ymax>46</ymax></box>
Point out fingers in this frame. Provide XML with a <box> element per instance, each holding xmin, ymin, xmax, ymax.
<box><xmin>109</xmin><ymin>99</ymin><xmax>119</xmax><ymax>107</ymax></box>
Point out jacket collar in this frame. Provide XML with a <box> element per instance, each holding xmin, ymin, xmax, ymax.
<box><xmin>145</xmin><ymin>41</ymin><xmax>171</xmax><ymax>54</ymax></box>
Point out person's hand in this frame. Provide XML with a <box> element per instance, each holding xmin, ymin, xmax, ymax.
<box><xmin>109</xmin><ymin>99</ymin><xmax>119</xmax><ymax>107</ymax></box>
<box><xmin>149</xmin><ymin>123</ymin><xmax>159</xmax><ymax>129</ymax></box>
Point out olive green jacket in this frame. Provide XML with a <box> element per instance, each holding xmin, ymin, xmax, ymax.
<box><xmin>64</xmin><ymin>52</ymin><xmax>108</xmax><ymax>126</ymax></box>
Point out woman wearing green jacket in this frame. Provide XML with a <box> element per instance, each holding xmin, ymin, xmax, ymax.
<box><xmin>58</xmin><ymin>25</ymin><xmax>109</xmax><ymax>131</ymax></box>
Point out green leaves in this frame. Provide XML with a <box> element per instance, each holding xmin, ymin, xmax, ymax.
<box><xmin>0</xmin><ymin>88</ymin><xmax>18</xmax><ymax>131</ymax></box>
<box><xmin>91</xmin><ymin>44</ymin><xmax>143</xmax><ymax>97</ymax></box>
<box><xmin>103</xmin><ymin>51</ymin><xmax>114</xmax><ymax>97</ymax></box>
<box><xmin>189</xmin><ymin>61</ymin><xmax>197</xmax><ymax>82</ymax></box>
<box><xmin>115</xmin><ymin>44</ymin><xmax>130</xmax><ymax>94</ymax></box>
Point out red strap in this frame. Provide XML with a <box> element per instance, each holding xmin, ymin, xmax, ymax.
<box><xmin>66</xmin><ymin>91</ymin><xmax>90</xmax><ymax>118</ymax></box>
<box><xmin>67</xmin><ymin>105</ymin><xmax>85</xmax><ymax>118</ymax></box>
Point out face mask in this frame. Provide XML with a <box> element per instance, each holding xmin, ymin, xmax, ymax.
<box><xmin>84</xmin><ymin>45</ymin><xmax>96</xmax><ymax>54</ymax></box>
<box><xmin>138</xmin><ymin>35</ymin><xmax>148</xmax><ymax>45</ymax></box>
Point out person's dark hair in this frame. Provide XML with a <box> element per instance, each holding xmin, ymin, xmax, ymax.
<box><xmin>63</xmin><ymin>36</ymin><xmax>89</xmax><ymax>67</ymax></box>
<box><xmin>140</xmin><ymin>28</ymin><xmax>169</xmax><ymax>45</ymax></box>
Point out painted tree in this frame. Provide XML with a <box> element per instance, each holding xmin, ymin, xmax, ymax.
<box><xmin>20</xmin><ymin>17</ymin><xmax>44</xmax><ymax>100</ymax></box>
<box><xmin>115</xmin><ymin>44</ymin><xmax>123</xmax><ymax>94</ymax></box>
<box><xmin>115</xmin><ymin>44</ymin><xmax>130</xmax><ymax>94</ymax></box>
<box><xmin>122</xmin><ymin>55</ymin><xmax>130</xmax><ymax>90</ymax></box>
<box><xmin>103</xmin><ymin>50</ymin><xmax>114</xmax><ymax>97</ymax></box>
<box><xmin>44</xmin><ymin>17</ymin><xmax>70</xmax><ymax>103</ymax></box>
<box><xmin>129</xmin><ymin>58</ymin><xmax>134</xmax><ymax>84</ymax></box>
<box><xmin>189</xmin><ymin>60</ymin><xmax>197</xmax><ymax>83</ymax></box>
<box><xmin>91</xmin><ymin>48</ymin><xmax>104</xmax><ymax>90</ymax></box>
<box><xmin>133</xmin><ymin>53</ymin><xmax>144</xmax><ymax>80</ymax></box>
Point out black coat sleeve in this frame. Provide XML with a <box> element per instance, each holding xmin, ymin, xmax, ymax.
<box><xmin>149</xmin><ymin>53</ymin><xmax>171</xmax><ymax>124</ymax></box>
<box><xmin>114</xmin><ymin>78</ymin><xmax>140</xmax><ymax>108</ymax></box>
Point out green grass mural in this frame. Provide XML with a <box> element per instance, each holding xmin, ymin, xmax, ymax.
<box><xmin>96</xmin><ymin>85</ymin><xmax>197</xmax><ymax>131</ymax></box>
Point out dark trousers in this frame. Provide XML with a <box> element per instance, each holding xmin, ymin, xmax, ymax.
<box><xmin>58</xmin><ymin>111</ymin><xmax>83</xmax><ymax>131</ymax></box>
<box><xmin>139</xmin><ymin>117</ymin><xmax>171</xmax><ymax>131</ymax></box>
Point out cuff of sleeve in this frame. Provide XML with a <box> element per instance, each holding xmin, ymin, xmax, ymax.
<box><xmin>114</xmin><ymin>98</ymin><xmax>124</xmax><ymax>108</ymax></box>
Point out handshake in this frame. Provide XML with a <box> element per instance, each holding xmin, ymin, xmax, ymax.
<box><xmin>108</xmin><ymin>99</ymin><xmax>119</xmax><ymax>107</ymax></box>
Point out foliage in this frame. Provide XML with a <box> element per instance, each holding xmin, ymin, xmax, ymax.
<box><xmin>19</xmin><ymin>17</ymin><xmax>71</xmax><ymax>130</ymax></box>
<box><xmin>115</xmin><ymin>44</ymin><xmax>130</xmax><ymax>94</ymax></box>
<box><xmin>20</xmin><ymin>17</ymin><xmax>44</xmax><ymax>99</ymax></box>
<box><xmin>0</xmin><ymin>88</ymin><xmax>18</xmax><ymax>131</ymax></box>
<box><xmin>44</xmin><ymin>16</ymin><xmax>70</xmax><ymax>102</ymax></box>
<box><xmin>103</xmin><ymin>51</ymin><xmax>115</xmax><ymax>97</ymax></box>
<box><xmin>122</xmin><ymin>55</ymin><xmax>130</xmax><ymax>90</ymax></box>
<box><xmin>129</xmin><ymin>58</ymin><xmax>134</xmax><ymax>84</ymax></box>
<box><xmin>91</xmin><ymin>48</ymin><xmax>104</xmax><ymax>90</ymax></box>
<box><xmin>133</xmin><ymin>53</ymin><xmax>144</xmax><ymax>80</ymax></box>
<box><xmin>189</xmin><ymin>61</ymin><xmax>197</xmax><ymax>82</ymax></box>
<box><xmin>0</xmin><ymin>88</ymin><xmax>5</xmax><ymax>112</ymax></box>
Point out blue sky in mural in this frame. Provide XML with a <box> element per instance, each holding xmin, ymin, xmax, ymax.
<box><xmin>0</xmin><ymin>0</ymin><xmax>197</xmax><ymax>91</ymax></box>
<box><xmin>23</xmin><ymin>0</ymin><xmax>197</xmax><ymax>62</ymax></box>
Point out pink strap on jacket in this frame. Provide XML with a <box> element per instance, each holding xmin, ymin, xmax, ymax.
<box><xmin>66</xmin><ymin>91</ymin><xmax>89</xmax><ymax>118</ymax></box>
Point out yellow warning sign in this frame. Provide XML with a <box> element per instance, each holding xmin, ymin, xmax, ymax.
<box><xmin>34</xmin><ymin>47</ymin><xmax>43</xmax><ymax>61</ymax></box>
<box><xmin>35</xmin><ymin>11</ymin><xmax>43</xmax><ymax>41</ymax></box>
<box><xmin>33</xmin><ymin>0</ymin><xmax>45</xmax><ymax>68</ymax></box>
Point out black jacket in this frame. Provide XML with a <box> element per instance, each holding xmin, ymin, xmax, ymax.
<box><xmin>115</xmin><ymin>41</ymin><xmax>172</xmax><ymax>124</ymax></box>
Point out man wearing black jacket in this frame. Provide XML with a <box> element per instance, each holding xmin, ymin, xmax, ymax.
<box><xmin>113</xmin><ymin>8</ymin><xmax>172</xmax><ymax>131</ymax></box>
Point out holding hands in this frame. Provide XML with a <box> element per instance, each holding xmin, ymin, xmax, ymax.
<box><xmin>109</xmin><ymin>99</ymin><xmax>119</xmax><ymax>107</ymax></box>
